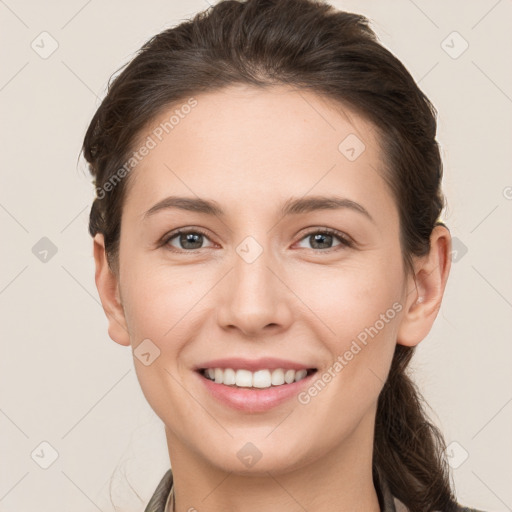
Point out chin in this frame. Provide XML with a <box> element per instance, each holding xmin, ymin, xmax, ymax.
<box><xmin>200</xmin><ymin>441</ymin><xmax>311</xmax><ymax>476</ymax></box>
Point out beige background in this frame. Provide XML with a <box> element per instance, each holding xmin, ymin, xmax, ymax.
<box><xmin>1</xmin><ymin>0</ymin><xmax>511</xmax><ymax>510</ymax></box>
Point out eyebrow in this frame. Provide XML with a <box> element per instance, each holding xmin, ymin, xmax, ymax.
<box><xmin>142</xmin><ymin>195</ymin><xmax>374</xmax><ymax>223</ymax></box>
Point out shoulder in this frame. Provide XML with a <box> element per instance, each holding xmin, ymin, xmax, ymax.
<box><xmin>144</xmin><ymin>469</ymin><xmax>173</xmax><ymax>512</ymax></box>
<box><xmin>146</xmin><ymin>468</ymin><xmax>488</xmax><ymax>512</ymax></box>
<box><xmin>389</xmin><ymin>486</ymin><xmax>487</xmax><ymax>512</ymax></box>
<box><xmin>395</xmin><ymin>499</ymin><xmax>488</xmax><ymax>512</ymax></box>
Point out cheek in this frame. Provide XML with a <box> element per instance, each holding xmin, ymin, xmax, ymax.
<box><xmin>293</xmin><ymin>256</ymin><xmax>404</xmax><ymax>402</ymax></box>
<box><xmin>299</xmin><ymin>257</ymin><xmax>404</xmax><ymax>341</ymax></box>
<box><xmin>120</xmin><ymin>266</ymin><xmax>208</xmax><ymax>420</ymax></box>
<box><xmin>120</xmin><ymin>258</ymin><xmax>205</xmax><ymax>343</ymax></box>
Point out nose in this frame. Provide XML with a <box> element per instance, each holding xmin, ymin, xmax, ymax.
<box><xmin>215</xmin><ymin>243</ymin><xmax>294</xmax><ymax>338</ymax></box>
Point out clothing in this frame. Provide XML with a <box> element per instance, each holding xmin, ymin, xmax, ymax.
<box><xmin>144</xmin><ymin>467</ymin><xmax>485</xmax><ymax>512</ymax></box>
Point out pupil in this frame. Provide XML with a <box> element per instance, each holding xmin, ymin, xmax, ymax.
<box><xmin>181</xmin><ymin>232</ymin><xmax>202</xmax><ymax>249</ymax></box>
<box><xmin>312</xmin><ymin>233</ymin><xmax>332</xmax><ymax>249</ymax></box>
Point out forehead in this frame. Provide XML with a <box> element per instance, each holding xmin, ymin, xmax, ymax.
<box><xmin>123</xmin><ymin>84</ymin><xmax>395</xmax><ymax>222</ymax></box>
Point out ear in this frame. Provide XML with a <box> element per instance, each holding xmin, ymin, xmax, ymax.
<box><xmin>93</xmin><ymin>233</ymin><xmax>131</xmax><ymax>346</ymax></box>
<box><xmin>397</xmin><ymin>224</ymin><xmax>452</xmax><ymax>347</ymax></box>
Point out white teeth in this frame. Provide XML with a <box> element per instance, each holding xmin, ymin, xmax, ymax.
<box><xmin>294</xmin><ymin>369</ymin><xmax>307</xmax><ymax>382</ymax></box>
<box><xmin>252</xmin><ymin>370</ymin><xmax>271</xmax><ymax>388</ymax></box>
<box><xmin>284</xmin><ymin>369</ymin><xmax>296</xmax><ymax>384</ymax></box>
<box><xmin>201</xmin><ymin>367</ymin><xmax>312</xmax><ymax>388</ymax></box>
<box><xmin>235</xmin><ymin>369</ymin><xmax>253</xmax><ymax>387</ymax></box>
<box><xmin>223</xmin><ymin>368</ymin><xmax>236</xmax><ymax>385</ymax></box>
<box><xmin>271</xmin><ymin>369</ymin><xmax>285</xmax><ymax>386</ymax></box>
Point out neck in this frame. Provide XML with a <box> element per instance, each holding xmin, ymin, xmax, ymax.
<box><xmin>164</xmin><ymin>407</ymin><xmax>381</xmax><ymax>512</ymax></box>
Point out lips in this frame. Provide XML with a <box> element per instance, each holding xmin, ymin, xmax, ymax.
<box><xmin>193</xmin><ymin>356</ymin><xmax>319</xmax><ymax>412</ymax></box>
<box><xmin>194</xmin><ymin>357</ymin><xmax>317</xmax><ymax>372</ymax></box>
<box><xmin>195</xmin><ymin>366</ymin><xmax>318</xmax><ymax>412</ymax></box>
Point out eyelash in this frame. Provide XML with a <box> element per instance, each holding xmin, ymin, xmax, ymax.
<box><xmin>160</xmin><ymin>227</ymin><xmax>354</xmax><ymax>253</ymax></box>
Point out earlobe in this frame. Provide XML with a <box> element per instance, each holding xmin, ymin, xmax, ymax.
<box><xmin>396</xmin><ymin>225</ymin><xmax>452</xmax><ymax>347</ymax></box>
<box><xmin>93</xmin><ymin>233</ymin><xmax>131</xmax><ymax>347</ymax></box>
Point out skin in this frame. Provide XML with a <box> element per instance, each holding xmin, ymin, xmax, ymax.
<box><xmin>93</xmin><ymin>84</ymin><xmax>451</xmax><ymax>512</ymax></box>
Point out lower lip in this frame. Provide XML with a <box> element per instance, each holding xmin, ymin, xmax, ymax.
<box><xmin>196</xmin><ymin>370</ymin><xmax>317</xmax><ymax>413</ymax></box>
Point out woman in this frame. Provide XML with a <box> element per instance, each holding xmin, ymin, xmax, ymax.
<box><xmin>83</xmin><ymin>0</ymin><xmax>485</xmax><ymax>510</ymax></box>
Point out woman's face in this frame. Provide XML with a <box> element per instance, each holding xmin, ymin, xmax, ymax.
<box><xmin>108</xmin><ymin>85</ymin><xmax>416</xmax><ymax>474</ymax></box>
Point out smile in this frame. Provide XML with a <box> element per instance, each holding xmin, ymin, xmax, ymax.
<box><xmin>199</xmin><ymin>367</ymin><xmax>317</xmax><ymax>388</ymax></box>
<box><xmin>196</xmin><ymin>367</ymin><xmax>319</xmax><ymax>413</ymax></box>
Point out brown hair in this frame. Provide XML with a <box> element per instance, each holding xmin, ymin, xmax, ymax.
<box><xmin>83</xmin><ymin>1</ymin><xmax>457</xmax><ymax>510</ymax></box>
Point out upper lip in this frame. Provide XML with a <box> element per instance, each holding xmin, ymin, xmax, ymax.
<box><xmin>194</xmin><ymin>357</ymin><xmax>317</xmax><ymax>372</ymax></box>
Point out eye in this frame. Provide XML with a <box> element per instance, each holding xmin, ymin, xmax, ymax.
<box><xmin>162</xmin><ymin>228</ymin><xmax>215</xmax><ymax>252</ymax></box>
<box><xmin>295</xmin><ymin>228</ymin><xmax>353</xmax><ymax>251</ymax></box>
<box><xmin>160</xmin><ymin>227</ymin><xmax>353</xmax><ymax>253</ymax></box>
